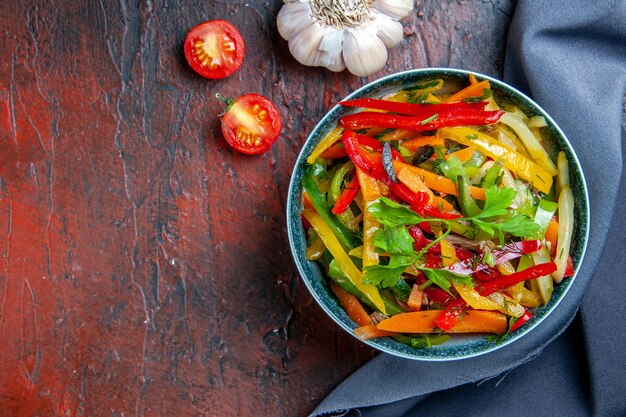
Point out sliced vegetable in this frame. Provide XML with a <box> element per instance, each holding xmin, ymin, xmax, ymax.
<box><xmin>332</xmin><ymin>175</ymin><xmax>360</xmax><ymax>215</ymax></box>
<box><xmin>357</xmin><ymin>168</ymin><xmax>382</xmax><ymax>269</ymax></box>
<box><xmin>307</xmin><ymin>127</ymin><xmax>344</xmax><ymax>164</ymax></box>
<box><xmin>303</xmin><ymin>209</ymin><xmax>386</xmax><ymax>313</ymax></box>
<box><xmin>401</xmin><ymin>136</ymin><xmax>445</xmax><ymax>152</ymax></box>
<box><xmin>377</xmin><ymin>310</ymin><xmax>507</xmax><ymax>334</ymax></box>
<box><xmin>556</xmin><ymin>151</ymin><xmax>570</xmax><ymax>195</ymax></box>
<box><xmin>184</xmin><ymin>20</ymin><xmax>245</xmax><ymax>79</ymax></box>
<box><xmin>354</xmin><ymin>325</ymin><xmax>395</xmax><ymax>341</ymax></box>
<box><xmin>527</xmin><ymin>248</ymin><xmax>553</xmax><ymax>305</ymax></box>
<box><xmin>510</xmin><ymin>309</ymin><xmax>533</xmax><ymax>332</ymax></box>
<box><xmin>457</xmin><ymin>175</ymin><xmax>482</xmax><ymax>217</ymax></box>
<box><xmin>302</xmin><ymin>165</ymin><xmax>355</xmax><ymax>250</ymax></box>
<box><xmin>340</xmin><ymin>109</ymin><xmax>504</xmax><ymax>132</ymax></box>
<box><xmin>444</xmin><ymin>80</ymin><xmax>490</xmax><ymax>103</ymax></box>
<box><xmin>320</xmin><ymin>142</ymin><xmax>347</xmax><ymax>159</ymax></box>
<box><xmin>553</xmin><ymin>185</ymin><xmax>574</xmax><ymax>283</ymax></box>
<box><xmin>438</xmin><ymin>127</ymin><xmax>553</xmax><ymax>194</ymax></box>
<box><xmin>407</xmin><ymin>284</ymin><xmax>424</xmax><ymax>311</ymax></box>
<box><xmin>533</xmin><ymin>199</ymin><xmax>559</xmax><ymax>239</ymax></box>
<box><xmin>219</xmin><ymin>94</ymin><xmax>282</xmax><ymax>155</ymax></box>
<box><xmin>330</xmin><ymin>282</ymin><xmax>372</xmax><ymax>326</ymax></box>
<box><xmin>392</xmin><ymin>160</ymin><xmax>487</xmax><ymax>200</ymax></box>
<box><xmin>340</xmin><ymin>98</ymin><xmax>488</xmax><ymax>116</ymax></box>
<box><xmin>499</xmin><ymin>112</ymin><xmax>558</xmax><ymax>176</ymax></box>
<box><xmin>475</xmin><ymin>262</ymin><xmax>557</xmax><ymax>296</ymax></box>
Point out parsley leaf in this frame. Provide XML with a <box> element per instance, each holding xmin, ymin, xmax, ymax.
<box><xmin>367</xmin><ymin>197</ymin><xmax>424</xmax><ymax>226</ymax></box>
<box><xmin>475</xmin><ymin>186</ymin><xmax>516</xmax><ymax>219</ymax></box>
<box><xmin>363</xmin><ymin>255</ymin><xmax>413</xmax><ymax>288</ymax></box>
<box><xmin>498</xmin><ymin>215</ymin><xmax>540</xmax><ymax>238</ymax></box>
<box><xmin>373</xmin><ymin>225</ymin><xmax>415</xmax><ymax>256</ymax></box>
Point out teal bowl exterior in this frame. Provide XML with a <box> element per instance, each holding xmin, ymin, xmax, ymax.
<box><xmin>286</xmin><ymin>68</ymin><xmax>589</xmax><ymax>361</ymax></box>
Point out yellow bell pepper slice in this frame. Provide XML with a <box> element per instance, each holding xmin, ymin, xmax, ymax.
<box><xmin>356</xmin><ymin>168</ymin><xmax>381</xmax><ymax>268</ymax></box>
<box><xmin>438</xmin><ymin>127</ymin><xmax>553</xmax><ymax>194</ymax></box>
<box><xmin>439</xmin><ymin>239</ymin><xmax>458</xmax><ymax>267</ymax></box>
<box><xmin>499</xmin><ymin>112</ymin><xmax>558</xmax><ymax>176</ymax></box>
<box><xmin>453</xmin><ymin>283</ymin><xmax>524</xmax><ymax>317</ymax></box>
<box><xmin>302</xmin><ymin>209</ymin><xmax>386</xmax><ymax>314</ymax></box>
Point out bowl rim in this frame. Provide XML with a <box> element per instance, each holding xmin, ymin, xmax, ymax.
<box><xmin>286</xmin><ymin>68</ymin><xmax>590</xmax><ymax>361</ymax></box>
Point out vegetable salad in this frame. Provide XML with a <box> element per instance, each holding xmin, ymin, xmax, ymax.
<box><xmin>301</xmin><ymin>75</ymin><xmax>575</xmax><ymax>348</ymax></box>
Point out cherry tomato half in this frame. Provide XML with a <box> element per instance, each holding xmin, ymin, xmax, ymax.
<box><xmin>219</xmin><ymin>94</ymin><xmax>282</xmax><ymax>155</ymax></box>
<box><xmin>184</xmin><ymin>20</ymin><xmax>245</xmax><ymax>79</ymax></box>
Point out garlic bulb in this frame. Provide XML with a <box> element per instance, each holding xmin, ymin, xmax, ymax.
<box><xmin>277</xmin><ymin>0</ymin><xmax>414</xmax><ymax>77</ymax></box>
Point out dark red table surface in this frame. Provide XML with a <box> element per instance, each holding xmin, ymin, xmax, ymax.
<box><xmin>0</xmin><ymin>1</ymin><xmax>514</xmax><ymax>416</ymax></box>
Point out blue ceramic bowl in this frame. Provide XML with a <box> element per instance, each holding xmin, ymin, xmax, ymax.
<box><xmin>286</xmin><ymin>68</ymin><xmax>589</xmax><ymax>360</ymax></box>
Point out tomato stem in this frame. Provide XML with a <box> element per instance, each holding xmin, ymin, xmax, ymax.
<box><xmin>215</xmin><ymin>93</ymin><xmax>235</xmax><ymax>109</ymax></box>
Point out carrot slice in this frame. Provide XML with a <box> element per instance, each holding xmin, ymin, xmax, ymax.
<box><xmin>320</xmin><ymin>143</ymin><xmax>347</xmax><ymax>159</ymax></box>
<box><xmin>330</xmin><ymin>282</ymin><xmax>372</xmax><ymax>327</ymax></box>
<box><xmin>377</xmin><ymin>310</ymin><xmax>507</xmax><ymax>334</ymax></box>
<box><xmin>446</xmin><ymin>146</ymin><xmax>476</xmax><ymax>162</ymax></box>
<box><xmin>379</xmin><ymin>129</ymin><xmax>417</xmax><ymax>142</ymax></box>
<box><xmin>468</xmin><ymin>73</ymin><xmax>479</xmax><ymax>85</ymax></box>
<box><xmin>445</xmin><ymin>80</ymin><xmax>490</xmax><ymax>103</ymax></box>
<box><xmin>401</xmin><ymin>136</ymin><xmax>445</xmax><ymax>152</ymax></box>
<box><xmin>392</xmin><ymin>160</ymin><xmax>486</xmax><ymax>200</ymax></box>
<box><xmin>354</xmin><ymin>325</ymin><xmax>395</xmax><ymax>340</ymax></box>
<box><xmin>303</xmin><ymin>192</ymin><xmax>314</xmax><ymax>210</ymax></box>
<box><xmin>407</xmin><ymin>285</ymin><xmax>424</xmax><ymax>311</ymax></box>
<box><xmin>545</xmin><ymin>218</ymin><xmax>559</xmax><ymax>255</ymax></box>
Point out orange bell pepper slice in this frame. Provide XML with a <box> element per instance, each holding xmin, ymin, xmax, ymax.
<box><xmin>354</xmin><ymin>325</ymin><xmax>395</xmax><ymax>341</ymax></box>
<box><xmin>377</xmin><ymin>310</ymin><xmax>507</xmax><ymax>334</ymax></box>
<box><xmin>445</xmin><ymin>80</ymin><xmax>490</xmax><ymax>103</ymax></box>
<box><xmin>330</xmin><ymin>282</ymin><xmax>372</xmax><ymax>327</ymax></box>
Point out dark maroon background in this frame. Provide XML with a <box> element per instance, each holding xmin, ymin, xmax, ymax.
<box><xmin>0</xmin><ymin>1</ymin><xmax>514</xmax><ymax>416</ymax></box>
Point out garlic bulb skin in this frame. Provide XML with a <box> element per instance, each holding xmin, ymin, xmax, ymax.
<box><xmin>277</xmin><ymin>0</ymin><xmax>414</xmax><ymax>77</ymax></box>
<box><xmin>343</xmin><ymin>29</ymin><xmax>388</xmax><ymax>77</ymax></box>
<box><xmin>372</xmin><ymin>0</ymin><xmax>415</xmax><ymax>21</ymax></box>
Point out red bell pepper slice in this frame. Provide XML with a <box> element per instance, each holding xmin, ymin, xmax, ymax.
<box><xmin>418</xmin><ymin>221</ymin><xmax>433</xmax><ymax>234</ymax></box>
<box><xmin>341</xmin><ymin>130</ymin><xmax>387</xmax><ymax>180</ymax></box>
<box><xmin>339</xmin><ymin>98</ymin><xmax>488</xmax><ymax>116</ymax></box>
<box><xmin>356</xmin><ymin>134</ymin><xmax>382</xmax><ymax>150</ymax></box>
<box><xmin>415</xmin><ymin>273</ymin><xmax>453</xmax><ymax>305</ymax></box>
<box><xmin>510</xmin><ymin>309</ymin><xmax>533</xmax><ymax>332</ymax></box>
<box><xmin>564</xmin><ymin>255</ymin><xmax>574</xmax><ymax>277</ymax></box>
<box><xmin>357</xmin><ymin>134</ymin><xmax>404</xmax><ymax>162</ymax></box>
<box><xmin>455</xmin><ymin>247</ymin><xmax>474</xmax><ymax>262</ymax></box>
<box><xmin>475</xmin><ymin>262</ymin><xmax>557</xmax><ymax>296</ymax></box>
<box><xmin>408</xmin><ymin>225</ymin><xmax>442</xmax><ymax>255</ymax></box>
<box><xmin>417</xmin><ymin>204</ymin><xmax>463</xmax><ymax>220</ymax></box>
<box><xmin>473</xmin><ymin>267</ymin><xmax>503</xmax><ymax>282</ymax></box>
<box><xmin>424</xmin><ymin>252</ymin><xmax>442</xmax><ymax>269</ymax></box>
<box><xmin>434</xmin><ymin>299</ymin><xmax>469</xmax><ymax>331</ymax></box>
<box><xmin>340</xmin><ymin>109</ymin><xmax>505</xmax><ymax>132</ymax></box>
<box><xmin>446</xmin><ymin>240</ymin><xmax>541</xmax><ymax>275</ymax></box>
<box><xmin>331</xmin><ymin>175</ymin><xmax>360</xmax><ymax>215</ymax></box>
<box><xmin>342</xmin><ymin>130</ymin><xmax>459</xmax><ymax>220</ymax></box>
